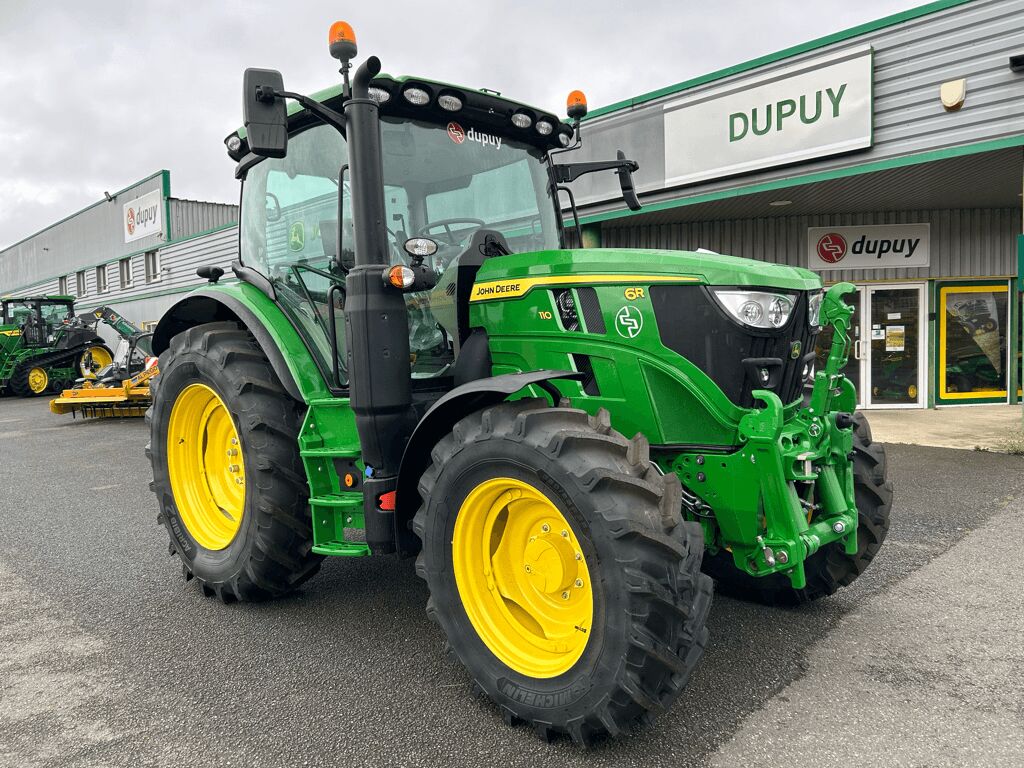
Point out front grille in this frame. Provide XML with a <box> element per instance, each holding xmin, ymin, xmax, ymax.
<box><xmin>650</xmin><ymin>285</ymin><xmax>818</xmax><ymax>407</ymax></box>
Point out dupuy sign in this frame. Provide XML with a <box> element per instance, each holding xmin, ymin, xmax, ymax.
<box><xmin>806</xmin><ymin>223</ymin><xmax>931</xmax><ymax>272</ymax></box>
<box><xmin>123</xmin><ymin>189</ymin><xmax>164</xmax><ymax>244</ymax></box>
<box><xmin>663</xmin><ymin>45</ymin><xmax>873</xmax><ymax>187</ymax></box>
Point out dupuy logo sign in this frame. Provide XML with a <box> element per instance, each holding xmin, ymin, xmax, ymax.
<box><xmin>816</xmin><ymin>233</ymin><xmax>847</xmax><ymax>264</ymax></box>
<box><xmin>447</xmin><ymin>122</ymin><xmax>465</xmax><ymax>144</ymax></box>
<box><xmin>123</xmin><ymin>189</ymin><xmax>164</xmax><ymax>244</ymax></box>
<box><xmin>807</xmin><ymin>224</ymin><xmax>930</xmax><ymax>272</ymax></box>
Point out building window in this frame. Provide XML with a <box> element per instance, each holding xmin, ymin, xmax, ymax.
<box><xmin>937</xmin><ymin>282</ymin><xmax>1009</xmax><ymax>403</ymax></box>
<box><xmin>96</xmin><ymin>265</ymin><xmax>109</xmax><ymax>294</ymax></box>
<box><xmin>119</xmin><ymin>257</ymin><xmax>134</xmax><ymax>289</ymax></box>
<box><xmin>58</xmin><ymin>276</ymin><xmax>68</xmax><ymax>295</ymax></box>
<box><xmin>76</xmin><ymin>270</ymin><xmax>87</xmax><ymax>297</ymax></box>
<box><xmin>145</xmin><ymin>250</ymin><xmax>161</xmax><ymax>283</ymax></box>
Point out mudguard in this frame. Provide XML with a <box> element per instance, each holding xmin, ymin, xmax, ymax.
<box><xmin>153</xmin><ymin>285</ymin><xmax>330</xmax><ymax>403</ymax></box>
<box><xmin>393</xmin><ymin>369</ymin><xmax>583</xmax><ymax>556</ymax></box>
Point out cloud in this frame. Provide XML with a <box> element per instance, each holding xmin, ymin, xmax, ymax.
<box><xmin>0</xmin><ymin>0</ymin><xmax>922</xmax><ymax>248</ymax></box>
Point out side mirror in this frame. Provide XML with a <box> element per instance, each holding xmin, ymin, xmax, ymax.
<box><xmin>615</xmin><ymin>150</ymin><xmax>642</xmax><ymax>212</ymax></box>
<box><xmin>243</xmin><ymin>68</ymin><xmax>288</xmax><ymax>158</ymax></box>
<box><xmin>265</xmin><ymin>192</ymin><xmax>282</xmax><ymax>222</ymax></box>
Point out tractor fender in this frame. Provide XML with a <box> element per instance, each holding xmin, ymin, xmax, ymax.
<box><xmin>153</xmin><ymin>289</ymin><xmax>306</xmax><ymax>402</ymax></box>
<box><xmin>394</xmin><ymin>369</ymin><xmax>583</xmax><ymax>556</ymax></box>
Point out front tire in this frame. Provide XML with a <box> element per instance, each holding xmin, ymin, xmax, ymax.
<box><xmin>703</xmin><ymin>411</ymin><xmax>892</xmax><ymax>606</ymax></box>
<box><xmin>147</xmin><ymin>322</ymin><xmax>322</xmax><ymax>602</ymax></box>
<box><xmin>9</xmin><ymin>362</ymin><xmax>51</xmax><ymax>397</ymax></box>
<box><xmin>413</xmin><ymin>399</ymin><xmax>712</xmax><ymax>744</ymax></box>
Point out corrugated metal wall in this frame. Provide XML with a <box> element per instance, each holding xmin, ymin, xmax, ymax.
<box><xmin>602</xmin><ymin>207</ymin><xmax>1023</xmax><ymax>281</ymax></box>
<box><xmin>573</xmin><ymin>0</ymin><xmax>1024</xmax><ymax>211</ymax></box>
<box><xmin>8</xmin><ymin>226</ymin><xmax>239</xmax><ymax>339</ymax></box>
<box><xmin>168</xmin><ymin>199</ymin><xmax>239</xmax><ymax>240</ymax></box>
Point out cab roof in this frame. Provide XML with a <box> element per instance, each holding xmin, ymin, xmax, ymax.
<box><xmin>1</xmin><ymin>295</ymin><xmax>75</xmax><ymax>303</ymax></box>
<box><xmin>230</xmin><ymin>73</ymin><xmax>571</xmax><ymax>160</ymax></box>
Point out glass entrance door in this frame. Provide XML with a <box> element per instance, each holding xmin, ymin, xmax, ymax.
<box><xmin>814</xmin><ymin>284</ymin><xmax>926</xmax><ymax>408</ymax></box>
<box><xmin>865</xmin><ymin>284</ymin><xmax>926</xmax><ymax>408</ymax></box>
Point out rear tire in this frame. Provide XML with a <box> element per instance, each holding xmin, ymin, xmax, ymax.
<box><xmin>703</xmin><ymin>411</ymin><xmax>892</xmax><ymax>606</ymax></box>
<box><xmin>413</xmin><ymin>399</ymin><xmax>712</xmax><ymax>744</ymax></box>
<box><xmin>146</xmin><ymin>322</ymin><xmax>322</xmax><ymax>602</ymax></box>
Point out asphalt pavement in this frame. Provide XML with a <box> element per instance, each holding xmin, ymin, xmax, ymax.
<box><xmin>1</xmin><ymin>395</ymin><xmax>1022</xmax><ymax>767</ymax></box>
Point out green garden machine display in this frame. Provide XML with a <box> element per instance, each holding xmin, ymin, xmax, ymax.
<box><xmin>148</xmin><ymin>22</ymin><xmax>892</xmax><ymax>744</ymax></box>
<box><xmin>0</xmin><ymin>295</ymin><xmax>113</xmax><ymax>396</ymax></box>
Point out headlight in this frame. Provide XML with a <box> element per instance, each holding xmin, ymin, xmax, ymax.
<box><xmin>713</xmin><ymin>289</ymin><xmax>796</xmax><ymax>330</ymax></box>
<box><xmin>808</xmin><ymin>290</ymin><xmax>823</xmax><ymax>328</ymax></box>
<box><xmin>367</xmin><ymin>87</ymin><xmax>391</xmax><ymax>104</ymax></box>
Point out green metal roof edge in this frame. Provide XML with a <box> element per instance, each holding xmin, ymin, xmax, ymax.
<box><xmin>574</xmin><ymin>132</ymin><xmax>1024</xmax><ymax>226</ymax></box>
<box><xmin>0</xmin><ymin>170</ymin><xmax>171</xmax><ymax>254</ymax></box>
<box><xmin>584</xmin><ymin>0</ymin><xmax>975</xmax><ymax>121</ymax></box>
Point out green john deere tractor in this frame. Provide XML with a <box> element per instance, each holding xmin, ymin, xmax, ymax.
<box><xmin>0</xmin><ymin>295</ymin><xmax>113</xmax><ymax>396</ymax></box>
<box><xmin>147</xmin><ymin>22</ymin><xmax>892</xmax><ymax>744</ymax></box>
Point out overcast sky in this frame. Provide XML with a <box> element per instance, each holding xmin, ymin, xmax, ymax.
<box><xmin>0</xmin><ymin>0</ymin><xmax>924</xmax><ymax>248</ymax></box>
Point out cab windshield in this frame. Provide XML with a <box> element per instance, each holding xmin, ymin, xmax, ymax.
<box><xmin>240</xmin><ymin>119</ymin><xmax>560</xmax><ymax>386</ymax></box>
<box><xmin>2</xmin><ymin>300</ymin><xmax>72</xmax><ymax>328</ymax></box>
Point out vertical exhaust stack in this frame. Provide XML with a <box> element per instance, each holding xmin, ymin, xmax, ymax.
<box><xmin>341</xmin><ymin>45</ymin><xmax>415</xmax><ymax>555</ymax></box>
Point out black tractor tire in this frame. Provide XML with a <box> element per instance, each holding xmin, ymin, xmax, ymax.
<box><xmin>146</xmin><ymin>321</ymin><xmax>322</xmax><ymax>602</ymax></box>
<box><xmin>413</xmin><ymin>399</ymin><xmax>712</xmax><ymax>745</ymax></box>
<box><xmin>8</xmin><ymin>360</ymin><xmax>52</xmax><ymax>397</ymax></box>
<box><xmin>703</xmin><ymin>411</ymin><xmax>892</xmax><ymax>606</ymax></box>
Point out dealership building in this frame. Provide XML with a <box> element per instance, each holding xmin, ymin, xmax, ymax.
<box><xmin>2</xmin><ymin>0</ymin><xmax>1023</xmax><ymax>409</ymax></box>
<box><xmin>572</xmin><ymin>0</ymin><xmax>1024</xmax><ymax>408</ymax></box>
<box><xmin>0</xmin><ymin>171</ymin><xmax>237</xmax><ymax>346</ymax></box>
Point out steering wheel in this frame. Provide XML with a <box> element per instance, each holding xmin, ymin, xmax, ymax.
<box><xmin>416</xmin><ymin>218</ymin><xmax>486</xmax><ymax>247</ymax></box>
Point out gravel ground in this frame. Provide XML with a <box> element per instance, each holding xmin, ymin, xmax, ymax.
<box><xmin>1</xmin><ymin>395</ymin><xmax>1022</xmax><ymax>767</ymax></box>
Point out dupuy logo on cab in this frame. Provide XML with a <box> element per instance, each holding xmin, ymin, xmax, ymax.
<box><xmin>447</xmin><ymin>122</ymin><xmax>465</xmax><ymax>144</ymax></box>
<box><xmin>126</xmin><ymin>207</ymin><xmax>136</xmax><ymax>236</ymax></box>
<box><xmin>816</xmin><ymin>233</ymin><xmax>847</xmax><ymax>264</ymax></box>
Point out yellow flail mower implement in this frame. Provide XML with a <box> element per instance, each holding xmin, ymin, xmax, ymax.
<box><xmin>50</xmin><ymin>358</ymin><xmax>159</xmax><ymax>418</ymax></box>
<box><xmin>50</xmin><ymin>306</ymin><xmax>159</xmax><ymax>419</ymax></box>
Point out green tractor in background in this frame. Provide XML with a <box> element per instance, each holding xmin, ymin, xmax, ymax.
<box><xmin>147</xmin><ymin>23</ymin><xmax>892</xmax><ymax>744</ymax></box>
<box><xmin>0</xmin><ymin>295</ymin><xmax>113</xmax><ymax>396</ymax></box>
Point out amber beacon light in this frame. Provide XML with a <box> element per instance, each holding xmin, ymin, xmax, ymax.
<box><xmin>566</xmin><ymin>89</ymin><xmax>588</xmax><ymax>120</ymax></box>
<box><xmin>329</xmin><ymin>21</ymin><xmax>358</xmax><ymax>61</ymax></box>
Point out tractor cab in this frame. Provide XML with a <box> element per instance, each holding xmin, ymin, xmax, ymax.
<box><xmin>1</xmin><ymin>296</ymin><xmax>75</xmax><ymax>347</ymax></box>
<box><xmin>231</xmin><ymin>76</ymin><xmax>572</xmax><ymax>401</ymax></box>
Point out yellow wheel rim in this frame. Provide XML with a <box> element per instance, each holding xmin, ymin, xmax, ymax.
<box><xmin>452</xmin><ymin>477</ymin><xmax>593</xmax><ymax>678</ymax></box>
<box><xmin>907</xmin><ymin>383</ymin><xmax>918</xmax><ymax>399</ymax></box>
<box><xmin>80</xmin><ymin>346</ymin><xmax>113</xmax><ymax>377</ymax></box>
<box><xmin>28</xmin><ymin>367</ymin><xmax>48</xmax><ymax>394</ymax></box>
<box><xmin>166</xmin><ymin>383</ymin><xmax>245</xmax><ymax>551</ymax></box>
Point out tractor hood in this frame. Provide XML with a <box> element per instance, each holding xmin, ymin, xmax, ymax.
<box><xmin>473</xmin><ymin>248</ymin><xmax>823</xmax><ymax>292</ymax></box>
